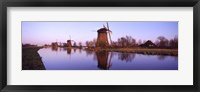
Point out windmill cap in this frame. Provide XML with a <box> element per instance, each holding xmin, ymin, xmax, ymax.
<box><xmin>97</xmin><ymin>28</ymin><xmax>110</xmax><ymax>33</ymax></box>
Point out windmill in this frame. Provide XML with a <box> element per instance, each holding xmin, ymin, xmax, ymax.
<box><xmin>66</xmin><ymin>35</ymin><xmax>76</xmax><ymax>47</ymax></box>
<box><xmin>96</xmin><ymin>22</ymin><xmax>113</xmax><ymax>47</ymax></box>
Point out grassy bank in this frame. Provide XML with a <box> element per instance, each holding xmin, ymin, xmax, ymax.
<box><xmin>22</xmin><ymin>47</ymin><xmax>45</xmax><ymax>70</ymax></box>
<box><xmin>85</xmin><ymin>47</ymin><xmax>178</xmax><ymax>56</ymax></box>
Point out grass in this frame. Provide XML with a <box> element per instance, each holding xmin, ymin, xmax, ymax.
<box><xmin>85</xmin><ymin>47</ymin><xmax>178</xmax><ymax>56</ymax></box>
<box><xmin>22</xmin><ymin>47</ymin><xmax>45</xmax><ymax>70</ymax></box>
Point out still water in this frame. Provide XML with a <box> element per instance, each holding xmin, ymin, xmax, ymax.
<box><xmin>38</xmin><ymin>47</ymin><xmax>178</xmax><ymax>70</ymax></box>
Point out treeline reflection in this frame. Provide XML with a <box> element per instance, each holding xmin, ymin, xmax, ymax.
<box><xmin>50</xmin><ymin>47</ymin><xmax>172</xmax><ymax>70</ymax></box>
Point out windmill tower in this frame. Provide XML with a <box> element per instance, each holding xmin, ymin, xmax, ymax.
<box><xmin>66</xmin><ymin>40</ymin><xmax>72</xmax><ymax>47</ymax></box>
<box><xmin>96</xmin><ymin>22</ymin><xmax>112</xmax><ymax>48</ymax></box>
<box><xmin>66</xmin><ymin>35</ymin><xmax>72</xmax><ymax>47</ymax></box>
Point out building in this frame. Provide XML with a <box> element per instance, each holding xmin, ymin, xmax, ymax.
<box><xmin>140</xmin><ymin>40</ymin><xmax>157</xmax><ymax>48</ymax></box>
<box><xmin>66</xmin><ymin>40</ymin><xmax>72</xmax><ymax>47</ymax></box>
<box><xmin>96</xmin><ymin>28</ymin><xmax>109</xmax><ymax>47</ymax></box>
<box><xmin>51</xmin><ymin>42</ymin><xmax>58</xmax><ymax>47</ymax></box>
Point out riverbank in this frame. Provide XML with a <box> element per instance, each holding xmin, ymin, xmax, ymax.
<box><xmin>22</xmin><ymin>47</ymin><xmax>45</xmax><ymax>70</ymax></box>
<box><xmin>85</xmin><ymin>47</ymin><xmax>178</xmax><ymax>56</ymax></box>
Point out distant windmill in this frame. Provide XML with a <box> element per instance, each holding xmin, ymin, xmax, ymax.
<box><xmin>66</xmin><ymin>35</ymin><xmax>74</xmax><ymax>47</ymax></box>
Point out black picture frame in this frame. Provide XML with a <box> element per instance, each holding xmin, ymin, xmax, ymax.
<box><xmin>0</xmin><ymin>0</ymin><xmax>200</xmax><ymax>92</ymax></box>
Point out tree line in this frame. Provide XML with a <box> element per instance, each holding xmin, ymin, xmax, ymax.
<box><xmin>85</xmin><ymin>35</ymin><xmax>178</xmax><ymax>49</ymax></box>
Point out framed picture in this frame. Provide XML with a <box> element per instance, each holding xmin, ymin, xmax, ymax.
<box><xmin>0</xmin><ymin>0</ymin><xmax>199</xmax><ymax>92</ymax></box>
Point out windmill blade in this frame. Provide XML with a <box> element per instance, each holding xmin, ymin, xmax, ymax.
<box><xmin>106</xmin><ymin>22</ymin><xmax>110</xmax><ymax>30</ymax></box>
<box><xmin>106</xmin><ymin>22</ymin><xmax>112</xmax><ymax>45</ymax></box>
<box><xmin>108</xmin><ymin>31</ymin><xmax>112</xmax><ymax>45</ymax></box>
<box><xmin>109</xmin><ymin>30</ymin><xmax>112</xmax><ymax>34</ymax></box>
<box><xmin>103</xmin><ymin>24</ymin><xmax>106</xmax><ymax>28</ymax></box>
<box><xmin>106</xmin><ymin>22</ymin><xmax>112</xmax><ymax>33</ymax></box>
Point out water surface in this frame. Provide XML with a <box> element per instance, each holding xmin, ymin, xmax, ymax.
<box><xmin>38</xmin><ymin>47</ymin><xmax>178</xmax><ymax>70</ymax></box>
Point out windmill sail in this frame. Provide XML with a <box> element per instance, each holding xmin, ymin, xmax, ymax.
<box><xmin>106</xmin><ymin>22</ymin><xmax>112</xmax><ymax>46</ymax></box>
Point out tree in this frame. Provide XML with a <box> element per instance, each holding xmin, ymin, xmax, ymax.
<box><xmin>117</xmin><ymin>36</ymin><xmax>136</xmax><ymax>47</ymax></box>
<box><xmin>79</xmin><ymin>42</ymin><xmax>82</xmax><ymax>47</ymax></box>
<box><xmin>86</xmin><ymin>39</ymin><xmax>96</xmax><ymax>47</ymax></box>
<box><xmin>117</xmin><ymin>37</ymin><xmax>126</xmax><ymax>47</ymax></box>
<box><xmin>169</xmin><ymin>35</ymin><xmax>178</xmax><ymax>48</ymax></box>
<box><xmin>85</xmin><ymin>41</ymin><xmax>91</xmax><ymax>47</ymax></box>
<box><xmin>73</xmin><ymin>42</ymin><xmax>77</xmax><ymax>47</ymax></box>
<box><xmin>157</xmin><ymin>36</ymin><xmax>169</xmax><ymax>48</ymax></box>
<box><xmin>125</xmin><ymin>36</ymin><xmax>136</xmax><ymax>47</ymax></box>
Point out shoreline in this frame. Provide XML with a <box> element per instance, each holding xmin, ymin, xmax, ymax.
<box><xmin>43</xmin><ymin>46</ymin><xmax>178</xmax><ymax>56</ymax></box>
<box><xmin>85</xmin><ymin>47</ymin><xmax>178</xmax><ymax>56</ymax></box>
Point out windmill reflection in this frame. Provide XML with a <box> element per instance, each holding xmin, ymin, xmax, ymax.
<box><xmin>61</xmin><ymin>48</ymin><xmax>136</xmax><ymax>70</ymax></box>
<box><xmin>95</xmin><ymin>51</ymin><xmax>136</xmax><ymax>69</ymax></box>
<box><xmin>63</xmin><ymin>47</ymin><xmax>72</xmax><ymax>55</ymax></box>
<box><xmin>95</xmin><ymin>51</ymin><xmax>112</xmax><ymax>70</ymax></box>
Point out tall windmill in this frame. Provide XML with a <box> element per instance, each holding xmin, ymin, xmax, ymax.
<box><xmin>96</xmin><ymin>22</ymin><xmax>113</xmax><ymax>47</ymax></box>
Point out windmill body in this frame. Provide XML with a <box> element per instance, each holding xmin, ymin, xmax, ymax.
<box><xmin>96</xmin><ymin>22</ymin><xmax>112</xmax><ymax>48</ymax></box>
<box><xmin>66</xmin><ymin>40</ymin><xmax>72</xmax><ymax>47</ymax></box>
<box><xmin>96</xmin><ymin>28</ymin><xmax>109</xmax><ymax>47</ymax></box>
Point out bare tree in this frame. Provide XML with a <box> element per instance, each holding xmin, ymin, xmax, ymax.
<box><xmin>116</xmin><ymin>36</ymin><xmax>136</xmax><ymax>47</ymax></box>
<box><xmin>79</xmin><ymin>42</ymin><xmax>82</xmax><ymax>48</ymax></box>
<box><xmin>85</xmin><ymin>38</ymin><xmax>97</xmax><ymax>47</ymax></box>
<box><xmin>117</xmin><ymin>37</ymin><xmax>126</xmax><ymax>47</ymax></box>
<box><xmin>157</xmin><ymin>36</ymin><xmax>169</xmax><ymax>48</ymax></box>
<box><xmin>73</xmin><ymin>42</ymin><xmax>77</xmax><ymax>47</ymax></box>
<box><xmin>169</xmin><ymin>35</ymin><xmax>178</xmax><ymax>48</ymax></box>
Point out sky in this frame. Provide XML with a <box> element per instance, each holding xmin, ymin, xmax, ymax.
<box><xmin>22</xmin><ymin>21</ymin><xmax>178</xmax><ymax>46</ymax></box>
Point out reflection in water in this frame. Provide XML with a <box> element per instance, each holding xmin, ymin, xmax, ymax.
<box><xmin>51</xmin><ymin>47</ymin><xmax>58</xmax><ymax>51</ymax></box>
<box><xmin>63</xmin><ymin>47</ymin><xmax>72</xmax><ymax>55</ymax></box>
<box><xmin>73</xmin><ymin>48</ymin><xmax>77</xmax><ymax>53</ymax></box>
<box><xmin>85</xmin><ymin>50</ymin><xmax>95</xmax><ymax>56</ymax></box>
<box><xmin>58</xmin><ymin>47</ymin><xmax>61</xmax><ymax>51</ymax></box>
<box><xmin>79</xmin><ymin>48</ymin><xmax>82</xmax><ymax>53</ymax></box>
<box><xmin>38</xmin><ymin>47</ymin><xmax>178</xmax><ymax>70</ymax></box>
<box><xmin>118</xmin><ymin>52</ymin><xmax>135</xmax><ymax>62</ymax></box>
<box><xmin>95</xmin><ymin>51</ymin><xmax>112</xmax><ymax>70</ymax></box>
<box><xmin>67</xmin><ymin>48</ymin><xmax>71</xmax><ymax>55</ymax></box>
<box><xmin>85</xmin><ymin>50</ymin><xmax>97</xmax><ymax>61</ymax></box>
<box><xmin>157</xmin><ymin>55</ymin><xmax>167</xmax><ymax>60</ymax></box>
<box><xmin>95</xmin><ymin>51</ymin><xmax>135</xmax><ymax>69</ymax></box>
<box><xmin>174</xmin><ymin>56</ymin><xmax>178</xmax><ymax>61</ymax></box>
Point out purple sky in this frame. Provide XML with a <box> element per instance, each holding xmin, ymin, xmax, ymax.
<box><xmin>22</xmin><ymin>21</ymin><xmax>178</xmax><ymax>46</ymax></box>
